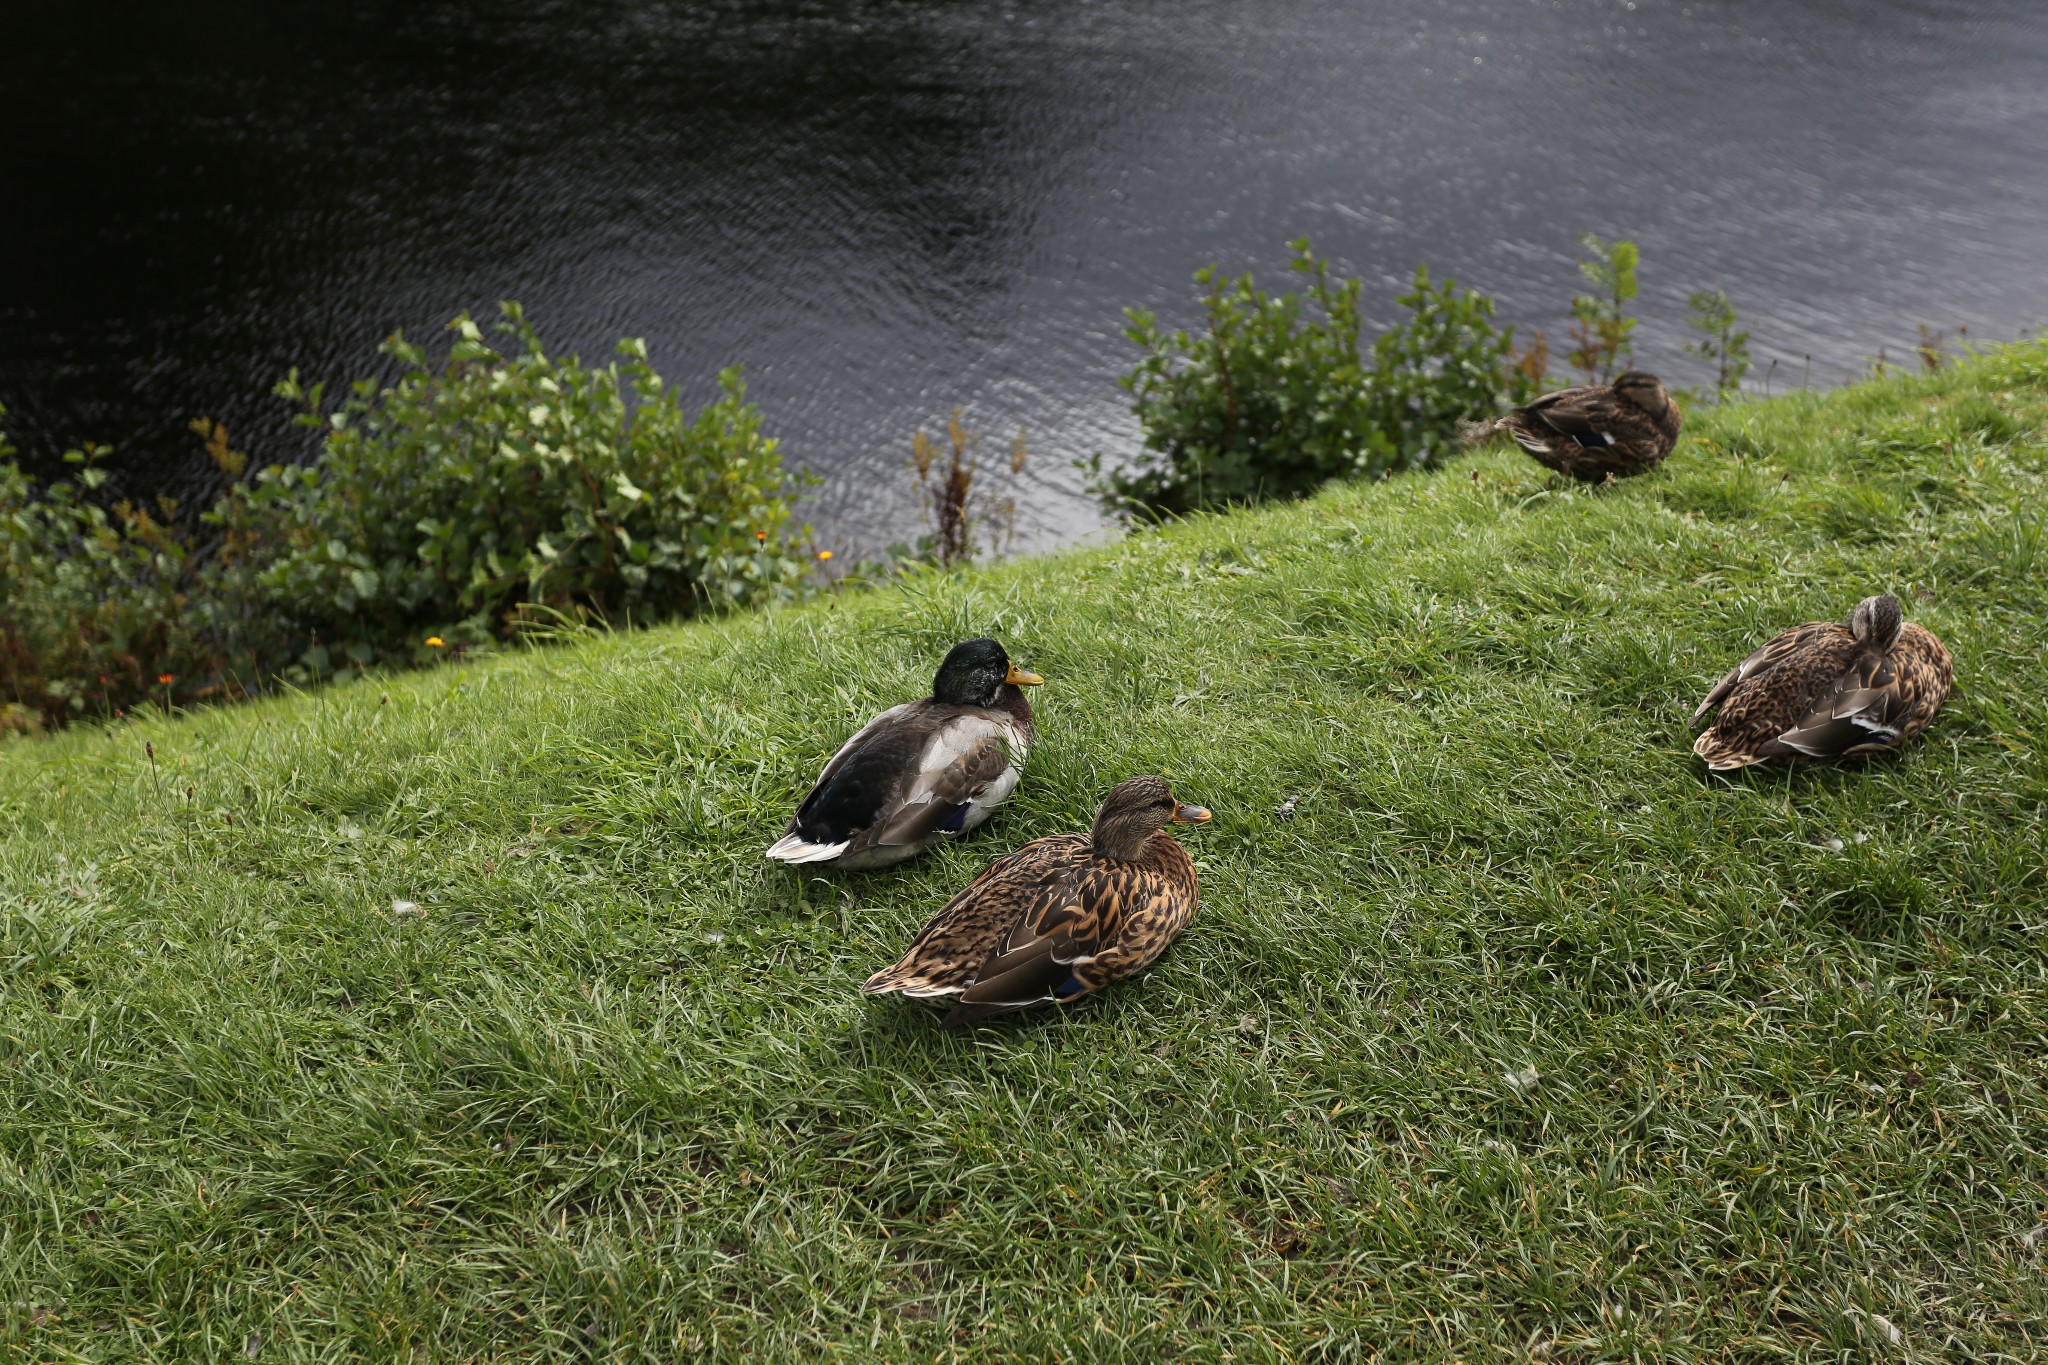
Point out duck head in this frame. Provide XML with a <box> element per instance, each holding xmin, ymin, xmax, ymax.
<box><xmin>931</xmin><ymin>637</ymin><xmax>1043</xmax><ymax>708</ymax></box>
<box><xmin>1089</xmin><ymin>775</ymin><xmax>1211</xmax><ymax>861</ymax></box>
<box><xmin>1612</xmin><ymin>370</ymin><xmax>1672</xmax><ymax>416</ymax></box>
<box><xmin>1847</xmin><ymin>594</ymin><xmax>1905</xmax><ymax>650</ymax></box>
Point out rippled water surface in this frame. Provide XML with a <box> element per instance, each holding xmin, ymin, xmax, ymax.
<box><xmin>5</xmin><ymin>0</ymin><xmax>2046</xmax><ymax>553</ymax></box>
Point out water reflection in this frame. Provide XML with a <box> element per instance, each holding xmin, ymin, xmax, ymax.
<box><xmin>3</xmin><ymin>0</ymin><xmax>2045</xmax><ymax>555</ymax></box>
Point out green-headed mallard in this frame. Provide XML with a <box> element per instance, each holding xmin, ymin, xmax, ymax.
<box><xmin>1691</xmin><ymin>594</ymin><xmax>1952</xmax><ymax>770</ymax></box>
<box><xmin>863</xmin><ymin>776</ymin><xmax>1211</xmax><ymax>1027</ymax></box>
<box><xmin>1498</xmin><ymin>370</ymin><xmax>1681</xmax><ymax>480</ymax></box>
<box><xmin>766</xmin><ymin>637</ymin><xmax>1043</xmax><ymax>870</ymax></box>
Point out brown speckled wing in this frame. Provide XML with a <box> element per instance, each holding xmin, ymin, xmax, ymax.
<box><xmin>945</xmin><ymin>867</ymin><xmax>1110</xmax><ymax>1014</ymax></box>
<box><xmin>1694</xmin><ymin>619</ymin><xmax>1954</xmax><ymax>768</ymax></box>
<box><xmin>1773</xmin><ymin>652</ymin><xmax>1905</xmax><ymax>759</ymax></box>
<box><xmin>1762</xmin><ymin>623</ymin><xmax>1954</xmax><ymax>761</ymax></box>
<box><xmin>947</xmin><ymin>832</ymin><xmax>1200</xmax><ymax>1024</ymax></box>
<box><xmin>1506</xmin><ymin>383</ymin><xmax>1679</xmax><ymax>480</ymax></box>
<box><xmin>1693</xmin><ymin>621</ymin><xmax>1859</xmax><ymax>768</ymax></box>
<box><xmin>861</xmin><ymin>834</ymin><xmax>1089</xmax><ymax>998</ymax></box>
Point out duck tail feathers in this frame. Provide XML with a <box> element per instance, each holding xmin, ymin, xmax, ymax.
<box><xmin>862</xmin><ymin>962</ymin><xmax>965</xmax><ymax>997</ymax></box>
<box><xmin>766</xmin><ymin>832</ymin><xmax>849</xmax><ymax>865</ymax></box>
<box><xmin>1692</xmin><ymin>729</ymin><xmax>1763</xmax><ymax>771</ymax></box>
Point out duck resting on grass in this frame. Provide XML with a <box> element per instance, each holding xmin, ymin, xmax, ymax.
<box><xmin>863</xmin><ymin>776</ymin><xmax>1211</xmax><ymax>1027</ymax></box>
<box><xmin>766</xmin><ymin>637</ymin><xmax>1043</xmax><ymax>870</ymax></box>
<box><xmin>1691</xmin><ymin>594</ymin><xmax>1953</xmax><ymax>770</ymax></box>
<box><xmin>1496</xmin><ymin>369</ymin><xmax>1682</xmax><ymax>480</ymax></box>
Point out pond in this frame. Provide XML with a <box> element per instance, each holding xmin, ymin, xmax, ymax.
<box><xmin>4</xmin><ymin>0</ymin><xmax>2045</xmax><ymax>557</ymax></box>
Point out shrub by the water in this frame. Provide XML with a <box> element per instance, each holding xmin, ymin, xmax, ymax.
<box><xmin>1091</xmin><ymin>240</ymin><xmax>1536</xmax><ymax>519</ymax></box>
<box><xmin>0</xmin><ymin>307</ymin><xmax>812</xmax><ymax>727</ymax></box>
<box><xmin>247</xmin><ymin>304</ymin><xmax>810</xmax><ymax>677</ymax></box>
<box><xmin>0</xmin><ymin>433</ymin><xmax>235</xmax><ymax>730</ymax></box>
<box><xmin>1567</xmin><ymin>230</ymin><xmax>1640</xmax><ymax>383</ymax></box>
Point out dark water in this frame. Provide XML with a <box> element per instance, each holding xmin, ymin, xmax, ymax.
<box><xmin>5</xmin><ymin>0</ymin><xmax>2047</xmax><ymax>556</ymax></box>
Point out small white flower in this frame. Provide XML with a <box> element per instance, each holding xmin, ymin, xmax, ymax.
<box><xmin>391</xmin><ymin>899</ymin><xmax>425</xmax><ymax>918</ymax></box>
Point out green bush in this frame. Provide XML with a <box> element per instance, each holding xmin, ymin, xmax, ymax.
<box><xmin>1090</xmin><ymin>240</ymin><xmax>1533</xmax><ymax>519</ymax></box>
<box><xmin>0</xmin><ymin>306</ymin><xmax>814</xmax><ymax>726</ymax></box>
<box><xmin>1567</xmin><ymin>232</ymin><xmax>1639</xmax><ymax>383</ymax></box>
<box><xmin>247</xmin><ymin>304</ymin><xmax>811</xmax><ymax>677</ymax></box>
<box><xmin>0</xmin><ymin>425</ymin><xmax>247</xmax><ymax>728</ymax></box>
<box><xmin>1681</xmin><ymin>287</ymin><xmax>1752</xmax><ymax>402</ymax></box>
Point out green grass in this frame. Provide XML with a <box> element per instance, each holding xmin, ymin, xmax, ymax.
<box><xmin>5</xmin><ymin>346</ymin><xmax>2048</xmax><ymax>1362</ymax></box>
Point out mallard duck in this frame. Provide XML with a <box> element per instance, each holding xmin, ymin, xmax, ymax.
<box><xmin>766</xmin><ymin>638</ymin><xmax>1044</xmax><ymax>870</ymax></box>
<box><xmin>1691</xmin><ymin>594</ymin><xmax>1952</xmax><ymax>769</ymax></box>
<box><xmin>1497</xmin><ymin>370</ymin><xmax>1681</xmax><ymax>480</ymax></box>
<box><xmin>863</xmin><ymin>776</ymin><xmax>1211</xmax><ymax>1027</ymax></box>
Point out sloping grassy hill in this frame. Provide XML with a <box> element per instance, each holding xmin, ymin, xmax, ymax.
<box><xmin>5</xmin><ymin>348</ymin><xmax>2047</xmax><ymax>1361</ymax></box>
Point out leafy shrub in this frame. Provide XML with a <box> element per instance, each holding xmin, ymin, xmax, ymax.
<box><xmin>1367</xmin><ymin>266</ymin><xmax>1542</xmax><ymax>471</ymax></box>
<box><xmin>0</xmin><ymin>425</ymin><xmax>245</xmax><ymax>726</ymax></box>
<box><xmin>0</xmin><ymin>306</ymin><xmax>814</xmax><ymax>726</ymax></box>
<box><xmin>231</xmin><ymin>304</ymin><xmax>812</xmax><ymax>677</ymax></box>
<box><xmin>1682</xmin><ymin>288</ymin><xmax>1752</xmax><ymax>401</ymax></box>
<box><xmin>1568</xmin><ymin>232</ymin><xmax>1639</xmax><ymax>383</ymax></box>
<box><xmin>1091</xmin><ymin>240</ymin><xmax>1534</xmax><ymax>519</ymax></box>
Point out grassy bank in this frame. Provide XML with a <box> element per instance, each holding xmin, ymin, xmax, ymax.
<box><xmin>4</xmin><ymin>347</ymin><xmax>2047</xmax><ymax>1361</ymax></box>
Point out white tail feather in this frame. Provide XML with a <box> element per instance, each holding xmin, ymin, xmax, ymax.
<box><xmin>765</xmin><ymin>833</ymin><xmax>849</xmax><ymax>864</ymax></box>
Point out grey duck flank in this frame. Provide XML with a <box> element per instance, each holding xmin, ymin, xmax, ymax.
<box><xmin>766</xmin><ymin>637</ymin><xmax>1043</xmax><ymax>870</ymax></box>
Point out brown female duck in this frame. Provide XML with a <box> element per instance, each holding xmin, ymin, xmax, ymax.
<box><xmin>767</xmin><ymin>637</ymin><xmax>1043</xmax><ymax>870</ymax></box>
<box><xmin>1498</xmin><ymin>370</ymin><xmax>1681</xmax><ymax>480</ymax></box>
<box><xmin>1691</xmin><ymin>594</ymin><xmax>1952</xmax><ymax>769</ymax></box>
<box><xmin>863</xmin><ymin>776</ymin><xmax>1211</xmax><ymax>1027</ymax></box>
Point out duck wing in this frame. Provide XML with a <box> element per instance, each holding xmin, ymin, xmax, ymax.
<box><xmin>769</xmin><ymin>703</ymin><xmax>1017</xmax><ymax>863</ymax></box>
<box><xmin>1774</xmin><ymin>623</ymin><xmax>1954</xmax><ymax>759</ymax></box>
<box><xmin>1520</xmin><ymin>385</ymin><xmax>1621</xmax><ymax>449</ymax></box>
<box><xmin>1690</xmin><ymin>623</ymin><xmax>1833</xmax><ymax>728</ymax></box>
<box><xmin>939</xmin><ymin>858</ymin><xmax>1190</xmax><ymax>1027</ymax></box>
<box><xmin>1504</xmin><ymin>383</ymin><xmax>1676</xmax><ymax>479</ymax></box>
<box><xmin>863</xmin><ymin>834</ymin><xmax>1090</xmax><ymax>998</ymax></box>
<box><xmin>1691</xmin><ymin>622</ymin><xmax>1861</xmax><ymax>768</ymax></box>
<box><xmin>868</xmin><ymin>729</ymin><xmax>1014</xmax><ymax>847</ymax></box>
<box><xmin>785</xmin><ymin>702</ymin><xmax>914</xmax><ymax>812</ymax></box>
<box><xmin>1769</xmin><ymin>656</ymin><xmax>1902</xmax><ymax>759</ymax></box>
